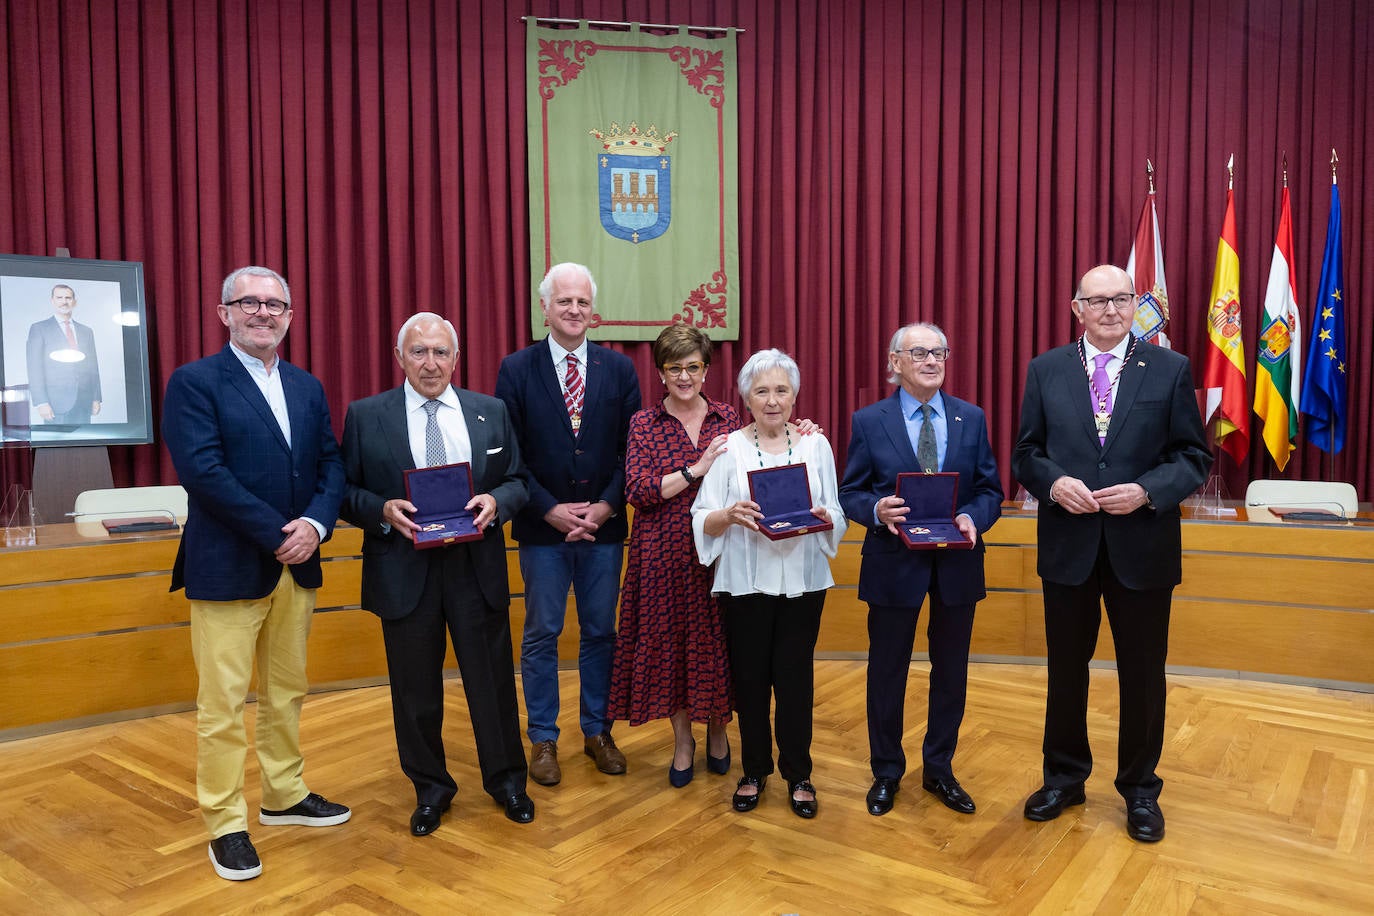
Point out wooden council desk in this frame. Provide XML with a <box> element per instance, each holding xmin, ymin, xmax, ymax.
<box><xmin>2</xmin><ymin>504</ymin><xmax>1371</xmax><ymax>738</ymax></box>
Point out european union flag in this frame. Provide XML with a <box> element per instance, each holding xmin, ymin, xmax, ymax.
<box><xmin>1299</xmin><ymin>185</ymin><xmax>1347</xmax><ymax>453</ymax></box>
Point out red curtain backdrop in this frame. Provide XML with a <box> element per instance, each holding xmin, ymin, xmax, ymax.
<box><xmin>2</xmin><ymin>0</ymin><xmax>1370</xmax><ymax>501</ymax></box>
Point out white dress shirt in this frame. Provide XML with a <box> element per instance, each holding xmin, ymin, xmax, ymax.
<box><xmin>691</xmin><ymin>428</ymin><xmax>847</xmax><ymax>598</ymax></box>
<box><xmin>403</xmin><ymin>381</ymin><xmax>472</xmax><ymax>467</ymax></box>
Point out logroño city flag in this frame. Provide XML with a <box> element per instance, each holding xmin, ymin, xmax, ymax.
<box><xmin>526</xmin><ymin>21</ymin><xmax>740</xmax><ymax>341</ymax></box>
<box><xmin>1125</xmin><ymin>191</ymin><xmax>1172</xmax><ymax>347</ymax></box>
<box><xmin>1299</xmin><ymin>183</ymin><xmax>1348</xmax><ymax>453</ymax></box>
<box><xmin>1202</xmin><ymin>188</ymin><xmax>1250</xmax><ymax>464</ymax></box>
<box><xmin>1253</xmin><ymin>185</ymin><xmax>1302</xmax><ymax>470</ymax></box>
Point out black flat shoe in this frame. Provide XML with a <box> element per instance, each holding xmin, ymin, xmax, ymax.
<box><xmin>922</xmin><ymin>775</ymin><xmax>976</xmax><ymax>814</ymax></box>
<box><xmin>731</xmin><ymin>775</ymin><xmax>766</xmax><ymax>812</ymax></box>
<box><xmin>669</xmin><ymin>738</ymin><xmax>696</xmax><ymax>788</ymax></box>
<box><xmin>502</xmin><ymin>792</ymin><xmax>535</xmax><ymax>824</ymax></box>
<box><xmin>410</xmin><ymin>803</ymin><xmax>448</xmax><ymax>836</ymax></box>
<box><xmin>789</xmin><ymin>780</ymin><xmax>818</xmax><ymax>819</ymax></box>
<box><xmin>1125</xmin><ymin>797</ymin><xmax>1165</xmax><ymax>842</ymax></box>
<box><xmin>866</xmin><ymin>777</ymin><xmax>900</xmax><ymax>816</ymax></box>
<box><xmin>1023</xmin><ymin>785</ymin><xmax>1086</xmax><ymax>822</ymax></box>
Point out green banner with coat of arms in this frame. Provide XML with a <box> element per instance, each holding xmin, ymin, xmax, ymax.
<box><xmin>526</xmin><ymin>21</ymin><xmax>739</xmax><ymax>341</ymax></box>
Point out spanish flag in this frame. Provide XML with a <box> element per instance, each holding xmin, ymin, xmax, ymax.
<box><xmin>1202</xmin><ymin>186</ymin><xmax>1250</xmax><ymax>464</ymax></box>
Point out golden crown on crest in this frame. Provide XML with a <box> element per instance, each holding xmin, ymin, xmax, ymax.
<box><xmin>589</xmin><ymin>121</ymin><xmax>678</xmax><ymax>157</ymax></box>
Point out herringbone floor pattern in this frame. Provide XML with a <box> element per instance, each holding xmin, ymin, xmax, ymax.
<box><xmin>0</xmin><ymin>662</ymin><xmax>1369</xmax><ymax>914</ymax></box>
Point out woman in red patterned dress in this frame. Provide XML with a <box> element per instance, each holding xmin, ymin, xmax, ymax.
<box><xmin>608</xmin><ymin>325</ymin><xmax>736</xmax><ymax>785</ymax></box>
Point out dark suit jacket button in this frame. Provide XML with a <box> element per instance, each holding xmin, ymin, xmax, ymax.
<box><xmin>1098</xmin><ymin>462</ymin><xmax>1107</xmax><ymax>469</ymax></box>
<box><xmin>575</xmin><ymin>449</ymin><xmax>584</xmax><ymax>455</ymax></box>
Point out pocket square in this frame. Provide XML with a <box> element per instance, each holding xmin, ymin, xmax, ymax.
<box><xmin>486</xmin><ymin>446</ymin><xmax>503</xmax><ymax>455</ymax></box>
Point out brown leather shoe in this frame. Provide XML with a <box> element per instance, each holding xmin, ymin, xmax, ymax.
<box><xmin>530</xmin><ymin>740</ymin><xmax>561</xmax><ymax>786</ymax></box>
<box><xmin>583</xmin><ymin>733</ymin><xmax>627</xmax><ymax>775</ymax></box>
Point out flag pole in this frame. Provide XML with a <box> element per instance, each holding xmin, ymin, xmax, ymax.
<box><xmin>1146</xmin><ymin>158</ymin><xmax>1155</xmax><ymax>195</ymax></box>
<box><xmin>1326</xmin><ymin>148</ymin><xmax>1338</xmax><ymax>482</ymax></box>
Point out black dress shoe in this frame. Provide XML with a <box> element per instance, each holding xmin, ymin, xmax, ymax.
<box><xmin>922</xmin><ymin>775</ymin><xmax>976</xmax><ymax>814</ymax></box>
<box><xmin>788</xmin><ymin>780</ymin><xmax>819</xmax><ymax>819</ymax></box>
<box><xmin>731</xmin><ymin>775</ymin><xmax>766</xmax><ymax>812</ymax></box>
<box><xmin>502</xmin><ymin>792</ymin><xmax>535</xmax><ymax>824</ymax></box>
<box><xmin>866</xmin><ymin>777</ymin><xmax>900</xmax><ymax>816</ymax></box>
<box><xmin>1023</xmin><ymin>785</ymin><xmax>1086</xmax><ymax>822</ymax></box>
<box><xmin>410</xmin><ymin>804</ymin><xmax>447</xmax><ymax>836</ymax></box>
<box><xmin>1125</xmin><ymin>797</ymin><xmax>1165</xmax><ymax>842</ymax></box>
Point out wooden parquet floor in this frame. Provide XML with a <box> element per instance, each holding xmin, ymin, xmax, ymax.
<box><xmin>0</xmin><ymin>662</ymin><xmax>1370</xmax><ymax>915</ymax></box>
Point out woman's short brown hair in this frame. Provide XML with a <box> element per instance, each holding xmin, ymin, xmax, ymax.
<box><xmin>652</xmin><ymin>324</ymin><xmax>713</xmax><ymax>369</ymax></box>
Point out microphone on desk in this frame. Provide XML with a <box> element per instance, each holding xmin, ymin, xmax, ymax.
<box><xmin>1246</xmin><ymin>500</ymin><xmax>1350</xmax><ymax>523</ymax></box>
<box><xmin>66</xmin><ymin>507</ymin><xmax>180</xmax><ymax>533</ymax></box>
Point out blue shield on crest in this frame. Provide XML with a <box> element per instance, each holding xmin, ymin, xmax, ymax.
<box><xmin>598</xmin><ymin>153</ymin><xmax>672</xmax><ymax>243</ymax></box>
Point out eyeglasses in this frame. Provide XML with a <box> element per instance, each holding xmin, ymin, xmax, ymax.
<box><xmin>225</xmin><ymin>296</ymin><xmax>289</xmax><ymax>316</ymax></box>
<box><xmin>893</xmin><ymin>346</ymin><xmax>951</xmax><ymax>362</ymax></box>
<box><xmin>1077</xmin><ymin>293</ymin><xmax>1136</xmax><ymax>312</ymax></box>
<box><xmin>663</xmin><ymin>362</ymin><xmax>706</xmax><ymax>378</ymax></box>
<box><xmin>405</xmin><ymin>346</ymin><xmax>454</xmax><ymax>361</ymax></box>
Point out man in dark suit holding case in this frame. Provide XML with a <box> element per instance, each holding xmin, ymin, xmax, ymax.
<box><xmin>163</xmin><ymin>266</ymin><xmax>349</xmax><ymax>882</ymax></box>
<box><xmin>496</xmin><ymin>262</ymin><xmax>641</xmax><ymax>786</ymax></box>
<box><xmin>1013</xmin><ymin>264</ymin><xmax>1211</xmax><ymax>843</ymax></box>
<box><xmin>840</xmin><ymin>322</ymin><xmax>1003</xmax><ymax>818</ymax></box>
<box><xmin>339</xmin><ymin>312</ymin><xmax>533</xmax><ymax>836</ymax></box>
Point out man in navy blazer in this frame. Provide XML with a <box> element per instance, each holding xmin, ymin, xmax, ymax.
<box><xmin>339</xmin><ymin>313</ymin><xmax>534</xmax><ymax>836</ymax></box>
<box><xmin>495</xmin><ymin>262</ymin><xmax>641</xmax><ymax>785</ymax></box>
<box><xmin>1013</xmin><ymin>264</ymin><xmax>1210</xmax><ymax>843</ymax></box>
<box><xmin>26</xmin><ymin>283</ymin><xmax>102</xmax><ymax>424</ymax></box>
<box><xmin>163</xmin><ymin>266</ymin><xmax>349</xmax><ymax>881</ymax></box>
<box><xmin>840</xmin><ymin>322</ymin><xmax>1003</xmax><ymax>817</ymax></box>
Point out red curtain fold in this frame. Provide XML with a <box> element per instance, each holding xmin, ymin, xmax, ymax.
<box><xmin>2</xmin><ymin>0</ymin><xmax>1370</xmax><ymax>503</ymax></box>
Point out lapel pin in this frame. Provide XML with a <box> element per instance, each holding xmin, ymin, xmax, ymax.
<box><xmin>1137</xmin><ymin>360</ymin><xmax>1145</xmax><ymax>367</ymax></box>
<box><xmin>954</xmin><ymin>416</ymin><xmax>963</xmax><ymax>421</ymax></box>
<box><xmin>477</xmin><ymin>414</ymin><xmax>485</xmax><ymax>422</ymax></box>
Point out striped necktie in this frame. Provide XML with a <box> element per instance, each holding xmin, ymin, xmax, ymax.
<box><xmin>564</xmin><ymin>353</ymin><xmax>584</xmax><ymax>425</ymax></box>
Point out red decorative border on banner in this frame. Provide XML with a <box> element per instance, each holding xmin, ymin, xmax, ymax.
<box><xmin>538</xmin><ymin>41</ymin><xmax>731</xmax><ymax>330</ymax></box>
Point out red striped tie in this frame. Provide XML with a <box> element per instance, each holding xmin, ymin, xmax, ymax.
<box><xmin>564</xmin><ymin>353</ymin><xmax>584</xmax><ymax>424</ymax></box>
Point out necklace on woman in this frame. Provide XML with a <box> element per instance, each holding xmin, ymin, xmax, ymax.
<box><xmin>753</xmin><ymin>422</ymin><xmax>792</xmax><ymax>467</ymax></box>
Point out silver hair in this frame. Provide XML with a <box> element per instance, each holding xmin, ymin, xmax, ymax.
<box><xmin>220</xmin><ymin>265</ymin><xmax>291</xmax><ymax>306</ymax></box>
<box><xmin>538</xmin><ymin>262</ymin><xmax>597</xmax><ymax>303</ymax></box>
<box><xmin>886</xmin><ymin>322</ymin><xmax>948</xmax><ymax>384</ymax></box>
<box><xmin>396</xmin><ymin>312</ymin><xmax>459</xmax><ymax>353</ymax></box>
<box><xmin>737</xmin><ymin>348</ymin><xmax>801</xmax><ymax>397</ymax></box>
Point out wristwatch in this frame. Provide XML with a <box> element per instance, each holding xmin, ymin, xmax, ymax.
<box><xmin>681</xmin><ymin>466</ymin><xmax>696</xmax><ymax>484</ymax></box>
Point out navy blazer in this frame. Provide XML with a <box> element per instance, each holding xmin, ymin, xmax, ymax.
<box><xmin>1012</xmin><ymin>340</ymin><xmax>1211</xmax><ymax>590</ymax></box>
<box><xmin>163</xmin><ymin>346</ymin><xmax>344</xmax><ymax>601</ymax></box>
<box><xmin>26</xmin><ymin>316</ymin><xmax>102</xmax><ymax>414</ymax></box>
<box><xmin>338</xmin><ymin>385</ymin><xmax>528</xmax><ymax>620</ymax></box>
<box><xmin>495</xmin><ymin>339</ymin><xmax>641</xmax><ymax>545</ymax></box>
<box><xmin>840</xmin><ymin>391</ymin><xmax>1003</xmax><ymax>607</ymax></box>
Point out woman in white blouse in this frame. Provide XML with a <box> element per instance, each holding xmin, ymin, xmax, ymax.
<box><xmin>691</xmin><ymin>349</ymin><xmax>846</xmax><ymax>818</ymax></box>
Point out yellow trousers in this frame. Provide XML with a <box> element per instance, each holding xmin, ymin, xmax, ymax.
<box><xmin>189</xmin><ymin>566</ymin><xmax>315</xmax><ymax>838</ymax></box>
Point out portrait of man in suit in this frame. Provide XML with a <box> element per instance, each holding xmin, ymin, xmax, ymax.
<box><xmin>339</xmin><ymin>312</ymin><xmax>534</xmax><ymax>837</ymax></box>
<box><xmin>1012</xmin><ymin>263</ymin><xmax>1211</xmax><ymax>843</ymax></box>
<box><xmin>26</xmin><ymin>283</ymin><xmax>102</xmax><ymax>424</ymax></box>
<box><xmin>495</xmin><ymin>262</ymin><xmax>642</xmax><ymax>786</ymax></box>
<box><xmin>840</xmin><ymin>322</ymin><xmax>1003</xmax><ymax>818</ymax></box>
<box><xmin>162</xmin><ymin>265</ymin><xmax>350</xmax><ymax>881</ymax></box>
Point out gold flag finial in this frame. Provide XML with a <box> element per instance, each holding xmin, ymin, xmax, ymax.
<box><xmin>1226</xmin><ymin>153</ymin><xmax>1234</xmax><ymax>190</ymax></box>
<box><xmin>1331</xmin><ymin>148</ymin><xmax>1339</xmax><ymax>185</ymax></box>
<box><xmin>1146</xmin><ymin>158</ymin><xmax>1155</xmax><ymax>194</ymax></box>
<box><xmin>1281</xmin><ymin>152</ymin><xmax>1288</xmax><ymax>188</ymax></box>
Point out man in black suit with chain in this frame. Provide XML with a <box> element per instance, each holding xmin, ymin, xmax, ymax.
<box><xmin>1012</xmin><ymin>264</ymin><xmax>1210</xmax><ymax>843</ymax></box>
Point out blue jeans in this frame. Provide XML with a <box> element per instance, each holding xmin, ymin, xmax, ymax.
<box><xmin>519</xmin><ymin>542</ymin><xmax>623</xmax><ymax>743</ymax></box>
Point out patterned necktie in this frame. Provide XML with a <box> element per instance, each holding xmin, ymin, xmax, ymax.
<box><xmin>1092</xmin><ymin>352</ymin><xmax>1115</xmax><ymax>443</ymax></box>
<box><xmin>564</xmin><ymin>353</ymin><xmax>584</xmax><ymax>426</ymax></box>
<box><xmin>63</xmin><ymin>320</ymin><xmax>77</xmax><ymax>349</ymax></box>
<box><xmin>916</xmin><ymin>403</ymin><xmax>938</xmax><ymax>473</ymax></box>
<box><xmin>422</xmin><ymin>399</ymin><xmax>446</xmax><ymax>466</ymax></box>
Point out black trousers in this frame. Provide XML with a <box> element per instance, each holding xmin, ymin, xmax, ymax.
<box><xmin>866</xmin><ymin>577</ymin><xmax>975</xmax><ymax>781</ymax></box>
<box><xmin>721</xmin><ymin>590</ymin><xmax>825</xmax><ymax>784</ymax></box>
<box><xmin>1041</xmin><ymin>542</ymin><xmax>1173</xmax><ymax>800</ymax></box>
<box><xmin>380</xmin><ymin>543</ymin><xmax>528</xmax><ymax>808</ymax></box>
